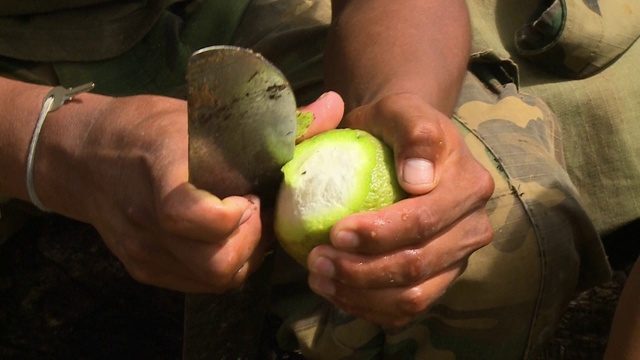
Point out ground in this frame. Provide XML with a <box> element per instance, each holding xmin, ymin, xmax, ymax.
<box><xmin>0</xmin><ymin>215</ymin><xmax>183</xmax><ymax>360</ymax></box>
<box><xmin>0</xmin><ymin>215</ymin><xmax>637</xmax><ymax>359</ymax></box>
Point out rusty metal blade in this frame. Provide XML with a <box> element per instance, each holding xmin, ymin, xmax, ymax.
<box><xmin>184</xmin><ymin>46</ymin><xmax>296</xmax><ymax>359</ymax></box>
<box><xmin>187</xmin><ymin>45</ymin><xmax>296</xmax><ymax>199</ymax></box>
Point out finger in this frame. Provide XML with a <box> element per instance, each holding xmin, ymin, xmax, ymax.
<box><xmin>230</xmin><ymin>232</ymin><xmax>274</xmax><ymax>286</ymax></box>
<box><xmin>126</xmin><ymin>231</ymin><xmax>268</xmax><ymax>293</ymax></box>
<box><xmin>342</xmin><ymin>94</ymin><xmax>449</xmax><ymax>195</ymax></box>
<box><xmin>222</xmin><ymin>208</ymin><xmax>277</xmax><ymax>290</ymax></box>
<box><xmin>309</xmin><ymin>209</ymin><xmax>492</xmax><ymax>288</ymax></box>
<box><xmin>309</xmin><ymin>262</ymin><xmax>467</xmax><ymax>328</ymax></box>
<box><xmin>160</xmin><ymin>200</ymin><xmax>264</xmax><ymax>291</ymax></box>
<box><xmin>100</xmin><ymin>221</ymin><xmax>233</xmax><ymax>292</ymax></box>
<box><xmin>329</xmin><ymin>161</ymin><xmax>493</xmax><ymax>254</ymax></box>
<box><xmin>157</xmin><ymin>182</ymin><xmax>259</xmax><ymax>243</ymax></box>
<box><xmin>112</xmin><ymin>183</ymin><xmax>263</xmax><ymax>290</ymax></box>
<box><xmin>126</xmin><ymin>256</ymin><xmax>226</xmax><ymax>293</ymax></box>
<box><xmin>295</xmin><ymin>91</ymin><xmax>344</xmax><ymax>143</ymax></box>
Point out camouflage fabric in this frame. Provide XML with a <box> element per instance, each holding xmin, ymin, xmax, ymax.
<box><xmin>0</xmin><ymin>0</ymin><xmax>620</xmax><ymax>358</ymax></box>
<box><xmin>467</xmin><ymin>0</ymin><xmax>640</xmax><ymax>235</ymax></box>
<box><xmin>271</xmin><ymin>64</ymin><xmax>611</xmax><ymax>359</ymax></box>
<box><xmin>514</xmin><ymin>0</ymin><xmax>640</xmax><ymax>79</ymax></box>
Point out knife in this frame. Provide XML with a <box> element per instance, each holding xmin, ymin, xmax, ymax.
<box><xmin>183</xmin><ymin>46</ymin><xmax>297</xmax><ymax>359</ymax></box>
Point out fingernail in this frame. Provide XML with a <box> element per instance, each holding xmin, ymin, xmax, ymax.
<box><xmin>402</xmin><ymin>158</ymin><xmax>434</xmax><ymax>185</ymax></box>
<box><xmin>318</xmin><ymin>91</ymin><xmax>340</xmax><ymax>106</ymax></box>
<box><xmin>311</xmin><ymin>276</ymin><xmax>335</xmax><ymax>297</ymax></box>
<box><xmin>238</xmin><ymin>208</ymin><xmax>254</xmax><ymax>226</ymax></box>
<box><xmin>334</xmin><ymin>230</ymin><xmax>359</xmax><ymax>249</ymax></box>
<box><xmin>310</xmin><ymin>256</ymin><xmax>335</xmax><ymax>277</ymax></box>
<box><xmin>238</xmin><ymin>196</ymin><xmax>259</xmax><ymax>226</ymax></box>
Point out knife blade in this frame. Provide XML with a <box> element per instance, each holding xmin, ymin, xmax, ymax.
<box><xmin>184</xmin><ymin>45</ymin><xmax>297</xmax><ymax>359</ymax></box>
<box><xmin>187</xmin><ymin>45</ymin><xmax>297</xmax><ymax>200</ymax></box>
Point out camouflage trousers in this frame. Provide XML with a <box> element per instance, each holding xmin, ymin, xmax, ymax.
<box><xmin>0</xmin><ymin>0</ymin><xmax>621</xmax><ymax>358</ymax></box>
<box><xmin>268</xmin><ymin>68</ymin><xmax>612</xmax><ymax>359</ymax></box>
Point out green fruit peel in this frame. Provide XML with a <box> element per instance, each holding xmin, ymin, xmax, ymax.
<box><xmin>274</xmin><ymin>128</ymin><xmax>406</xmax><ymax>266</ymax></box>
<box><xmin>295</xmin><ymin>110</ymin><xmax>314</xmax><ymax>140</ymax></box>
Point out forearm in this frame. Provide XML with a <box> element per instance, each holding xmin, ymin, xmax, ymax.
<box><xmin>325</xmin><ymin>0</ymin><xmax>471</xmax><ymax>115</ymax></box>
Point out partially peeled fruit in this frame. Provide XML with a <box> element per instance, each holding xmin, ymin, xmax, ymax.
<box><xmin>274</xmin><ymin>128</ymin><xmax>407</xmax><ymax>266</ymax></box>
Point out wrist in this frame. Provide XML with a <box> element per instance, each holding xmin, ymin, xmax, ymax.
<box><xmin>35</xmin><ymin>94</ymin><xmax>186</xmax><ymax>221</ymax></box>
<box><xmin>0</xmin><ymin>79</ymin><xmax>53</xmax><ymax>201</ymax></box>
<box><xmin>26</xmin><ymin>83</ymin><xmax>96</xmax><ymax>211</ymax></box>
<box><xmin>30</xmin><ymin>89</ymin><xmax>112</xmax><ymax>217</ymax></box>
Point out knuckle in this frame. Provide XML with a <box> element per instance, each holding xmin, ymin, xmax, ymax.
<box><xmin>410</xmin><ymin>120</ymin><xmax>444</xmax><ymax>144</ymax></box>
<box><xmin>376</xmin><ymin>93</ymin><xmax>422</xmax><ymax>116</ymax></box>
<box><xmin>398</xmin><ymin>287</ymin><xmax>429</xmax><ymax>316</ymax></box>
<box><xmin>208</xmin><ymin>263</ymin><xmax>234</xmax><ymax>284</ymax></box>
<box><xmin>455</xmin><ymin>154</ymin><xmax>495</xmax><ymax>202</ymax></box>
<box><xmin>375</xmin><ymin>94</ymin><xmax>403</xmax><ymax>115</ymax></box>
<box><xmin>476</xmin><ymin>166</ymin><xmax>496</xmax><ymax>201</ymax></box>
<box><xmin>412</xmin><ymin>206</ymin><xmax>439</xmax><ymax>238</ymax></box>
<box><xmin>359</xmin><ymin>223</ymin><xmax>389</xmax><ymax>250</ymax></box>
<box><xmin>387</xmin><ymin>317</ymin><xmax>413</xmax><ymax>329</ymax></box>
<box><xmin>227</xmin><ymin>273</ymin><xmax>246</xmax><ymax>290</ymax></box>
<box><xmin>399</xmin><ymin>250</ymin><xmax>430</xmax><ymax>283</ymax></box>
<box><xmin>156</xmin><ymin>204</ymin><xmax>185</xmax><ymax>232</ymax></box>
<box><xmin>122</xmin><ymin>239</ymin><xmax>154</xmax><ymax>264</ymax></box>
<box><xmin>465</xmin><ymin>161</ymin><xmax>495</xmax><ymax>203</ymax></box>
<box><xmin>462</xmin><ymin>209</ymin><xmax>494</xmax><ymax>251</ymax></box>
<box><xmin>206</xmin><ymin>253</ymin><xmax>243</xmax><ymax>287</ymax></box>
<box><xmin>126</xmin><ymin>263</ymin><xmax>156</xmax><ymax>285</ymax></box>
<box><xmin>476</xmin><ymin>217</ymin><xmax>494</xmax><ymax>248</ymax></box>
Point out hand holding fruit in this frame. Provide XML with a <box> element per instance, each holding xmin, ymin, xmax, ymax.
<box><xmin>286</xmin><ymin>93</ymin><xmax>495</xmax><ymax>327</ymax></box>
<box><xmin>275</xmin><ymin>128</ymin><xmax>407</xmax><ymax>265</ymax></box>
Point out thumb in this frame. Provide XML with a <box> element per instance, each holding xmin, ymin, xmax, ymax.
<box><xmin>394</xmin><ymin>107</ymin><xmax>449</xmax><ymax>196</ymax></box>
<box><xmin>160</xmin><ymin>182</ymin><xmax>259</xmax><ymax>241</ymax></box>
<box><xmin>295</xmin><ymin>91</ymin><xmax>344</xmax><ymax>143</ymax></box>
<box><xmin>398</xmin><ymin>157</ymin><xmax>437</xmax><ymax>195</ymax></box>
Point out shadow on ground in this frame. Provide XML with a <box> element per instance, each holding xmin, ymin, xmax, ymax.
<box><xmin>0</xmin><ymin>215</ymin><xmax>183</xmax><ymax>360</ymax></box>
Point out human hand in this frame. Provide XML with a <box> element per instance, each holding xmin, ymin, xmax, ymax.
<box><xmin>306</xmin><ymin>93</ymin><xmax>494</xmax><ymax>327</ymax></box>
<box><xmin>34</xmin><ymin>90</ymin><xmax>343</xmax><ymax>293</ymax></box>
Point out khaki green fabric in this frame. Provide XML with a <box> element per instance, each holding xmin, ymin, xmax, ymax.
<box><xmin>0</xmin><ymin>0</ymin><xmax>621</xmax><ymax>358</ymax></box>
<box><xmin>0</xmin><ymin>0</ymin><xmax>126</xmax><ymax>15</ymax></box>
<box><xmin>0</xmin><ymin>0</ymin><xmax>170</xmax><ymax>62</ymax></box>
<box><xmin>233</xmin><ymin>0</ymin><xmax>332</xmax><ymax>106</ymax></box>
<box><xmin>467</xmin><ymin>0</ymin><xmax>640</xmax><ymax>235</ymax></box>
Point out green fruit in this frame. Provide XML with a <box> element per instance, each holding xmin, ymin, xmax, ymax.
<box><xmin>274</xmin><ymin>128</ymin><xmax>407</xmax><ymax>266</ymax></box>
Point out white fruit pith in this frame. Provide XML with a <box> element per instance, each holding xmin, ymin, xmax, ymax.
<box><xmin>278</xmin><ymin>140</ymin><xmax>371</xmax><ymax>235</ymax></box>
<box><xmin>275</xmin><ymin>129</ymin><xmax>405</xmax><ymax>266</ymax></box>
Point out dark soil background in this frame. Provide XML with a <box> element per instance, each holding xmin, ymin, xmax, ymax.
<box><xmin>1</xmin><ymin>215</ymin><xmax>637</xmax><ymax>359</ymax></box>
